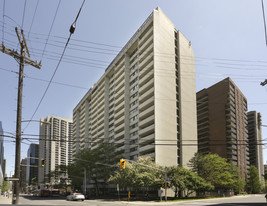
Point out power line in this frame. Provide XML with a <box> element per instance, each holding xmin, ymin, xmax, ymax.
<box><xmin>2</xmin><ymin>24</ymin><xmax>267</xmax><ymax>68</ymax></box>
<box><xmin>262</xmin><ymin>0</ymin><xmax>267</xmax><ymax>47</ymax></box>
<box><xmin>2</xmin><ymin>65</ymin><xmax>267</xmax><ymax>96</ymax></box>
<box><xmin>21</xmin><ymin>0</ymin><xmax>27</xmax><ymax>29</ymax></box>
<box><xmin>1</xmin><ymin>0</ymin><xmax>5</xmax><ymax>44</ymax></box>
<box><xmin>40</xmin><ymin>0</ymin><xmax>61</xmax><ymax>61</ymax></box>
<box><xmin>28</xmin><ymin>0</ymin><xmax>39</xmax><ymax>36</ymax></box>
<box><xmin>22</xmin><ymin>0</ymin><xmax>86</xmax><ymax>133</ymax></box>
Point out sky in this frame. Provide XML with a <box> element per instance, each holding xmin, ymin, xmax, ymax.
<box><xmin>0</xmin><ymin>0</ymin><xmax>267</xmax><ymax>176</ymax></box>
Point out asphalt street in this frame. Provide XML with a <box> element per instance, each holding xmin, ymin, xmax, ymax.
<box><xmin>0</xmin><ymin>194</ymin><xmax>266</xmax><ymax>206</ymax></box>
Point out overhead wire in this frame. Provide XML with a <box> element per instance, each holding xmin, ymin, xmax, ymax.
<box><xmin>21</xmin><ymin>0</ymin><xmax>27</xmax><ymax>29</ymax></box>
<box><xmin>1</xmin><ymin>0</ymin><xmax>5</xmax><ymax>44</ymax></box>
<box><xmin>28</xmin><ymin>0</ymin><xmax>39</xmax><ymax>36</ymax></box>
<box><xmin>1</xmin><ymin>23</ymin><xmax>267</xmax><ymax>68</ymax></box>
<box><xmin>22</xmin><ymin>0</ymin><xmax>86</xmax><ymax>133</ymax></box>
<box><xmin>40</xmin><ymin>0</ymin><xmax>61</xmax><ymax>61</ymax></box>
<box><xmin>26</xmin><ymin>0</ymin><xmax>39</xmax><ymax>59</ymax></box>
<box><xmin>261</xmin><ymin>0</ymin><xmax>267</xmax><ymax>47</ymax></box>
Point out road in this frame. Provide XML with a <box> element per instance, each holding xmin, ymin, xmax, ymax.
<box><xmin>1</xmin><ymin>194</ymin><xmax>266</xmax><ymax>206</ymax></box>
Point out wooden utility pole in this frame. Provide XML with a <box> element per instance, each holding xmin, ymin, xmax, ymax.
<box><xmin>0</xmin><ymin>27</ymin><xmax>41</xmax><ymax>204</ymax></box>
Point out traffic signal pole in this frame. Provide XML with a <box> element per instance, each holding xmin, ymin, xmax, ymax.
<box><xmin>1</xmin><ymin>28</ymin><xmax>41</xmax><ymax>205</ymax></box>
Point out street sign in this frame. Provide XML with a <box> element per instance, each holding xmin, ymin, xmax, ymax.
<box><xmin>4</xmin><ymin>177</ymin><xmax>19</xmax><ymax>181</ymax></box>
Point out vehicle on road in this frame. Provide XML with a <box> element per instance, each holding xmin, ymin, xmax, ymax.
<box><xmin>66</xmin><ymin>193</ymin><xmax>85</xmax><ymax>201</ymax></box>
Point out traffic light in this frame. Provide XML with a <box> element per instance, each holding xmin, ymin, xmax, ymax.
<box><xmin>120</xmin><ymin>159</ymin><xmax>125</xmax><ymax>169</ymax></box>
<box><xmin>167</xmin><ymin>182</ymin><xmax>171</xmax><ymax>188</ymax></box>
<box><xmin>41</xmin><ymin>159</ymin><xmax>45</xmax><ymax>167</ymax></box>
<box><xmin>162</xmin><ymin>182</ymin><xmax>165</xmax><ymax>188</ymax></box>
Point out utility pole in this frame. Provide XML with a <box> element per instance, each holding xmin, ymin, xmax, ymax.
<box><xmin>1</xmin><ymin>27</ymin><xmax>41</xmax><ymax>204</ymax></box>
<box><xmin>261</xmin><ymin>79</ymin><xmax>267</xmax><ymax>86</ymax></box>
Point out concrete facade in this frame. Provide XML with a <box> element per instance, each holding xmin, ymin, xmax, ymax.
<box><xmin>38</xmin><ymin>116</ymin><xmax>73</xmax><ymax>186</ymax></box>
<box><xmin>197</xmin><ymin>77</ymin><xmax>249</xmax><ymax>179</ymax></box>
<box><xmin>247</xmin><ymin>111</ymin><xmax>264</xmax><ymax>184</ymax></box>
<box><xmin>72</xmin><ymin>7</ymin><xmax>197</xmax><ymax>167</ymax></box>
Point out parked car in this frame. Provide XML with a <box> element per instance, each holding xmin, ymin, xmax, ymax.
<box><xmin>66</xmin><ymin>193</ymin><xmax>85</xmax><ymax>201</ymax></box>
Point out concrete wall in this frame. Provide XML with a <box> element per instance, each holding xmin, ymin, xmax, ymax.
<box><xmin>178</xmin><ymin>31</ymin><xmax>198</xmax><ymax>168</ymax></box>
<box><xmin>153</xmin><ymin>8</ymin><xmax>178</xmax><ymax>167</ymax></box>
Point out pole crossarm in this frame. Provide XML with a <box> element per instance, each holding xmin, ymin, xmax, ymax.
<box><xmin>0</xmin><ymin>44</ymin><xmax>41</xmax><ymax>69</ymax></box>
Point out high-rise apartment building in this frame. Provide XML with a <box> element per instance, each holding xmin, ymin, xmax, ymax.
<box><xmin>38</xmin><ymin>116</ymin><xmax>73</xmax><ymax>186</ymax></box>
<box><xmin>73</xmin><ymin>7</ymin><xmax>197</xmax><ymax>167</ymax></box>
<box><xmin>197</xmin><ymin>77</ymin><xmax>249</xmax><ymax>179</ymax></box>
<box><xmin>247</xmin><ymin>111</ymin><xmax>264</xmax><ymax>183</ymax></box>
<box><xmin>26</xmin><ymin>143</ymin><xmax>39</xmax><ymax>185</ymax></box>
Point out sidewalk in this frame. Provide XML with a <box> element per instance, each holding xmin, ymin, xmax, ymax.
<box><xmin>0</xmin><ymin>196</ymin><xmax>11</xmax><ymax>205</ymax></box>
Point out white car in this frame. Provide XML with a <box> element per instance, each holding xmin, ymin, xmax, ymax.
<box><xmin>66</xmin><ymin>193</ymin><xmax>85</xmax><ymax>201</ymax></box>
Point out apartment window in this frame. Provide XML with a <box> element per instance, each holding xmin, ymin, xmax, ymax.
<box><xmin>130</xmin><ymin>130</ymin><xmax>138</xmax><ymax>138</ymax></box>
<box><xmin>130</xmin><ymin>77</ymin><xmax>139</xmax><ymax>86</ymax></box>
<box><xmin>130</xmin><ymin>100</ymin><xmax>138</xmax><ymax>108</ymax></box>
<box><xmin>130</xmin><ymin>69</ymin><xmax>139</xmax><ymax>79</ymax></box>
<box><xmin>109</xmin><ymin>104</ymin><xmax>114</xmax><ymax>110</ymax></box>
<box><xmin>109</xmin><ymin>110</ymin><xmax>114</xmax><ymax>116</ymax></box>
<box><xmin>130</xmin><ymin>147</ymin><xmax>138</xmax><ymax>152</ymax></box>
<box><xmin>130</xmin><ymin>85</ymin><xmax>139</xmax><ymax>93</ymax></box>
<box><xmin>130</xmin><ymin>123</ymin><xmax>138</xmax><ymax>130</ymax></box>
<box><xmin>130</xmin><ymin>139</ymin><xmax>138</xmax><ymax>144</ymax></box>
<box><xmin>130</xmin><ymin>48</ymin><xmax>138</xmax><ymax>58</ymax></box>
<box><xmin>130</xmin><ymin>107</ymin><xmax>138</xmax><ymax>115</ymax></box>
<box><xmin>130</xmin><ymin>62</ymin><xmax>139</xmax><ymax>71</ymax></box>
<box><xmin>130</xmin><ymin>115</ymin><xmax>138</xmax><ymax>122</ymax></box>
<box><xmin>130</xmin><ymin>92</ymin><xmax>138</xmax><ymax>100</ymax></box>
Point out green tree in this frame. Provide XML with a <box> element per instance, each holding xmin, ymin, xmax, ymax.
<box><xmin>167</xmin><ymin>166</ymin><xmax>214</xmax><ymax>198</ymax></box>
<box><xmin>44</xmin><ymin>164</ymin><xmax>71</xmax><ymax>194</ymax></box>
<box><xmin>188</xmin><ymin>153</ymin><xmax>244</xmax><ymax>191</ymax></box>
<box><xmin>247</xmin><ymin>165</ymin><xmax>261</xmax><ymax>194</ymax></box>
<box><xmin>108</xmin><ymin>157</ymin><xmax>163</xmax><ymax>191</ymax></box>
<box><xmin>71</xmin><ymin>142</ymin><xmax>123</xmax><ymax>196</ymax></box>
<box><xmin>1</xmin><ymin>181</ymin><xmax>8</xmax><ymax>192</ymax></box>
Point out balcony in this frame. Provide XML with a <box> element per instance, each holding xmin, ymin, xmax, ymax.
<box><xmin>139</xmin><ymin>26</ymin><xmax>153</xmax><ymax>45</ymax></box>
<box><xmin>227</xmin><ymin>94</ymin><xmax>235</xmax><ymax>103</ymax></box>
<box><xmin>139</xmin><ymin>133</ymin><xmax>155</xmax><ymax>145</ymax></box>
<box><xmin>139</xmin><ymin>115</ymin><xmax>154</xmax><ymax>129</ymax></box>
<box><xmin>139</xmin><ymin>90</ymin><xmax>154</xmax><ymax>106</ymax></box>
<box><xmin>139</xmin><ymin>97</ymin><xmax>154</xmax><ymax>111</ymax></box>
<box><xmin>227</xmin><ymin>137</ymin><xmax>237</xmax><ymax>144</ymax></box>
<box><xmin>227</xmin><ymin>149</ymin><xmax>237</xmax><ymax>155</ymax></box>
<box><xmin>115</xmin><ymin>79</ymin><xmax>125</xmax><ymax>93</ymax></box>
<box><xmin>227</xmin><ymin>155</ymin><xmax>238</xmax><ymax>161</ymax></box>
<box><xmin>139</xmin><ymin>144</ymin><xmax>154</xmax><ymax>154</ymax></box>
<box><xmin>139</xmin><ymin>36</ymin><xmax>153</xmax><ymax>55</ymax></box>
<box><xmin>139</xmin><ymin>60</ymin><xmax>153</xmax><ymax>78</ymax></box>
<box><xmin>139</xmin><ymin>124</ymin><xmax>154</xmax><ymax>137</ymax></box>
<box><xmin>114</xmin><ymin>115</ymin><xmax>125</xmax><ymax>127</ymax></box>
<box><xmin>115</xmin><ymin>129</ymin><xmax>124</xmax><ymax>139</ymax></box>
<box><xmin>139</xmin><ymin>52</ymin><xmax>153</xmax><ymax>70</ymax></box>
<box><xmin>139</xmin><ymin>106</ymin><xmax>154</xmax><ymax>121</ymax></box>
